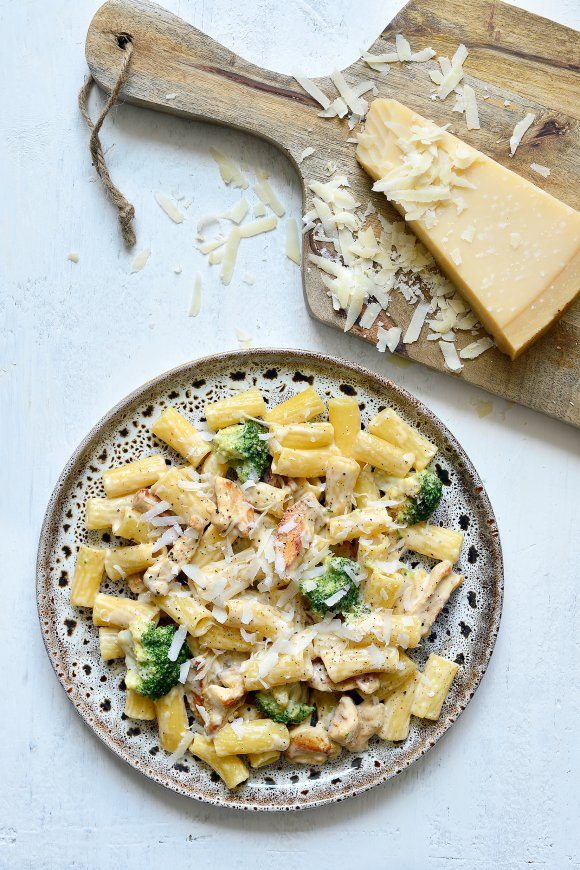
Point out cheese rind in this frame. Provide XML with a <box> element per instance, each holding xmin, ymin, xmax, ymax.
<box><xmin>357</xmin><ymin>99</ymin><xmax>580</xmax><ymax>359</ymax></box>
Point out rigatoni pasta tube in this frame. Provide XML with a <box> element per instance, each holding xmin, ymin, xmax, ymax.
<box><xmin>411</xmin><ymin>654</ymin><xmax>459</xmax><ymax>720</ymax></box>
<box><xmin>104</xmin><ymin>543</ymin><xmax>156</xmax><ymax>581</ymax></box>
<box><xmin>70</xmin><ymin>545</ymin><xmax>105</xmax><ymax>607</ymax></box>
<box><xmin>401</xmin><ymin>523</ymin><xmax>464</xmax><ymax>562</ymax></box>
<box><xmin>151</xmin><ymin>468</ymin><xmax>215</xmax><ymax>527</ymax></box>
<box><xmin>272</xmin><ymin>446</ymin><xmax>338</xmax><ymax>478</ymax></box>
<box><xmin>111</xmin><ymin>508</ymin><xmax>153</xmax><ymax>543</ymax></box>
<box><xmin>85</xmin><ymin>495</ymin><xmax>133</xmax><ymax>530</ymax></box>
<box><xmin>373</xmin><ymin>652</ymin><xmax>418</xmax><ymax>701</ymax></box>
<box><xmin>155</xmin><ymin>592</ymin><xmax>214</xmax><ymax>637</ymax></box>
<box><xmin>328</xmin><ymin>397</ymin><xmax>360</xmax><ymax>457</ymax></box>
<box><xmin>92</xmin><ymin>593</ymin><xmax>159</xmax><ymax>627</ymax></box>
<box><xmin>379</xmin><ymin>675</ymin><xmax>418</xmax><ymax>741</ymax></box>
<box><xmin>102</xmin><ymin>454</ymin><xmax>167</xmax><ymax>498</ymax></box>
<box><xmin>189</xmin><ymin>734</ymin><xmax>249</xmax><ymax>789</ymax></box>
<box><xmin>98</xmin><ymin>627</ymin><xmax>124</xmax><ymax>660</ymax></box>
<box><xmin>273</xmin><ymin>422</ymin><xmax>334</xmax><ymax>450</ymax></box>
<box><xmin>352</xmin><ymin>430</ymin><xmax>413</xmax><ymax>477</ymax></box>
<box><xmin>124</xmin><ymin>688</ymin><xmax>156</xmax><ymax>720</ymax></box>
<box><xmin>353</xmin><ymin>467</ymin><xmax>380</xmax><ymax>508</ymax></box>
<box><xmin>265</xmin><ymin>386</ymin><xmax>325</xmax><ymax>425</ymax></box>
<box><xmin>248</xmin><ymin>750</ymin><xmax>280</xmax><ymax>769</ymax></box>
<box><xmin>243</xmin><ymin>652</ymin><xmax>313</xmax><ymax>691</ymax></box>
<box><xmin>213</xmin><ymin>720</ymin><xmax>290</xmax><ymax>757</ymax></box>
<box><xmin>363</xmin><ymin>568</ymin><xmax>403</xmax><ymax>609</ymax></box>
<box><xmin>151</xmin><ymin>407</ymin><xmax>211</xmax><ymax>467</ymax></box>
<box><xmin>154</xmin><ymin>685</ymin><xmax>190</xmax><ymax>752</ymax></box>
<box><xmin>205</xmin><ymin>387</ymin><xmax>266</xmax><ymax>430</ymax></box>
<box><xmin>328</xmin><ymin>507</ymin><xmax>394</xmax><ymax>543</ymax></box>
<box><xmin>197</xmin><ymin>624</ymin><xmax>254</xmax><ymax>653</ymax></box>
<box><xmin>317</xmin><ymin>640</ymin><xmax>399</xmax><ymax>683</ymax></box>
<box><xmin>225</xmin><ymin>600</ymin><xmax>289</xmax><ymax>638</ymax></box>
<box><xmin>369</xmin><ymin>408</ymin><xmax>437</xmax><ymax>471</ymax></box>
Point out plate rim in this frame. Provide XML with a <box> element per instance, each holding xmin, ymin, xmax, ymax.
<box><xmin>37</xmin><ymin>347</ymin><xmax>503</xmax><ymax>811</ymax></box>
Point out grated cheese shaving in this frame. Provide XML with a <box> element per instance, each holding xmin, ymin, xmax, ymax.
<box><xmin>253</xmin><ymin>180</ymin><xmax>285</xmax><ymax>218</ymax></box>
<box><xmin>509</xmin><ymin>113</ymin><xmax>536</xmax><ymax>157</ymax></box>
<box><xmin>459</xmin><ymin>337</ymin><xmax>495</xmax><ymax>359</ymax></box>
<box><xmin>403</xmin><ymin>301</ymin><xmax>430</xmax><ymax>344</ymax></box>
<box><xmin>154</xmin><ymin>192</ymin><xmax>184</xmax><ymax>223</ymax></box>
<box><xmin>188</xmin><ymin>273</ymin><xmax>202</xmax><ymax>317</ymax></box>
<box><xmin>222</xmin><ymin>198</ymin><xmax>250</xmax><ymax>224</ymax></box>
<box><xmin>462</xmin><ymin>84</ymin><xmax>480</xmax><ymax>130</ymax></box>
<box><xmin>208</xmin><ymin>147</ymin><xmax>249</xmax><ymax>189</ymax></box>
<box><xmin>530</xmin><ymin>162</ymin><xmax>550</xmax><ymax>178</ymax></box>
<box><xmin>243</xmin><ymin>272</ymin><xmax>255</xmax><ymax>285</ymax></box>
<box><xmin>298</xmin><ymin>147</ymin><xmax>316</xmax><ymax>164</ymax></box>
<box><xmin>240</xmin><ymin>215</ymin><xmax>278</xmax><ymax>238</ymax></box>
<box><xmin>395</xmin><ymin>34</ymin><xmax>412</xmax><ymax>62</ymax></box>
<box><xmin>285</xmin><ymin>218</ymin><xmax>301</xmax><ymax>265</ymax></box>
<box><xmin>292</xmin><ymin>72</ymin><xmax>331</xmax><ymax>109</ymax></box>
<box><xmin>168</xmin><ymin>624</ymin><xmax>188</xmax><ymax>662</ymax></box>
<box><xmin>438</xmin><ymin>340</ymin><xmax>463</xmax><ymax>371</ymax></box>
<box><xmin>67</xmin><ymin>252</ymin><xmax>79</xmax><ymax>263</ymax></box>
<box><xmin>220</xmin><ymin>228</ymin><xmax>241</xmax><ymax>285</ymax></box>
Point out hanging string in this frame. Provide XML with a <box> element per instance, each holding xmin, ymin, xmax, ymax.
<box><xmin>78</xmin><ymin>36</ymin><xmax>136</xmax><ymax>247</ymax></box>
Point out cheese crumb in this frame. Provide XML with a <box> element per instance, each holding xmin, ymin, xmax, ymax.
<box><xmin>236</xmin><ymin>328</ymin><xmax>253</xmax><ymax>349</ymax></box>
<box><xmin>67</xmin><ymin>252</ymin><xmax>79</xmax><ymax>263</ymax></box>
<box><xmin>298</xmin><ymin>147</ymin><xmax>316</xmax><ymax>164</ymax></box>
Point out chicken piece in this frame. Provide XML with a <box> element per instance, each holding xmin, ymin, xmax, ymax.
<box><xmin>284</xmin><ymin>722</ymin><xmax>340</xmax><ymax>765</ymax></box>
<box><xmin>219</xmin><ymin>668</ymin><xmax>245</xmax><ymax>694</ymax></box>
<box><xmin>132</xmin><ymin>488</ymin><xmax>161</xmax><ymax>513</ymax></box>
<box><xmin>420</xmin><ymin>572</ymin><xmax>465</xmax><ymax>636</ymax></box>
<box><xmin>126</xmin><ymin>573</ymin><xmax>146</xmax><ymax>594</ymax></box>
<box><xmin>143</xmin><ymin>557</ymin><xmax>178</xmax><ymax>596</ymax></box>
<box><xmin>328</xmin><ymin>696</ymin><xmax>384</xmax><ymax>752</ymax></box>
<box><xmin>169</xmin><ymin>532</ymin><xmax>200</xmax><ymax>565</ymax></box>
<box><xmin>308</xmin><ymin>660</ymin><xmax>381</xmax><ymax>695</ymax></box>
<box><xmin>203</xmin><ymin>683</ymin><xmax>246</xmax><ymax>733</ymax></box>
<box><xmin>325</xmin><ymin>456</ymin><xmax>360</xmax><ymax>515</ymax></box>
<box><xmin>212</xmin><ymin>477</ymin><xmax>255</xmax><ymax>536</ymax></box>
<box><xmin>243</xmin><ymin>482</ymin><xmax>290</xmax><ymax>518</ymax></box>
<box><xmin>404</xmin><ymin>560</ymin><xmax>452</xmax><ymax>613</ymax></box>
<box><xmin>274</xmin><ymin>493</ymin><xmax>326</xmax><ymax>577</ymax></box>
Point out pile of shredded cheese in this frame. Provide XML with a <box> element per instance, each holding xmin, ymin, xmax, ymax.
<box><xmin>302</xmin><ymin>171</ymin><xmax>494</xmax><ymax>368</ymax></box>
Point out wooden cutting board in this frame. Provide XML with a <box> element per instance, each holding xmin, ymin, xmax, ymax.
<box><xmin>85</xmin><ymin>0</ymin><xmax>580</xmax><ymax>426</ymax></box>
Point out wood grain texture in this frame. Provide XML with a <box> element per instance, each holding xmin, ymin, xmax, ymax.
<box><xmin>85</xmin><ymin>0</ymin><xmax>580</xmax><ymax>425</ymax></box>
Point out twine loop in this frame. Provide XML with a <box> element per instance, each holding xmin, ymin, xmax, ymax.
<box><xmin>78</xmin><ymin>37</ymin><xmax>137</xmax><ymax>247</ymax></box>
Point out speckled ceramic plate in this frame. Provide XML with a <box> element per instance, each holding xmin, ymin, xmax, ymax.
<box><xmin>37</xmin><ymin>349</ymin><xmax>503</xmax><ymax>811</ymax></box>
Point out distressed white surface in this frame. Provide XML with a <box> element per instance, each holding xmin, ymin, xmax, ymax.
<box><xmin>1</xmin><ymin>0</ymin><xmax>580</xmax><ymax>867</ymax></box>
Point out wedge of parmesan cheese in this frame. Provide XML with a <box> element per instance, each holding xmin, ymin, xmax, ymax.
<box><xmin>357</xmin><ymin>99</ymin><xmax>580</xmax><ymax>358</ymax></box>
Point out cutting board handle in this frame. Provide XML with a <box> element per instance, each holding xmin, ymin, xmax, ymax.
<box><xmin>86</xmin><ymin>0</ymin><xmax>326</xmax><ymax>162</ymax></box>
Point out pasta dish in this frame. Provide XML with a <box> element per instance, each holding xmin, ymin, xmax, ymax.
<box><xmin>70</xmin><ymin>383</ymin><xmax>464</xmax><ymax>788</ymax></box>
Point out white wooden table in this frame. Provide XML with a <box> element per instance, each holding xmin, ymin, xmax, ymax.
<box><xmin>1</xmin><ymin>1</ymin><xmax>579</xmax><ymax>867</ymax></box>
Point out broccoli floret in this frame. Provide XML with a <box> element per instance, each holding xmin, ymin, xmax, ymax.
<box><xmin>395</xmin><ymin>468</ymin><xmax>443</xmax><ymax>526</ymax></box>
<box><xmin>122</xmin><ymin>618</ymin><xmax>189</xmax><ymax>700</ymax></box>
<box><xmin>345</xmin><ymin>600</ymin><xmax>371</xmax><ymax>620</ymax></box>
<box><xmin>212</xmin><ymin>420</ymin><xmax>271</xmax><ymax>483</ymax></box>
<box><xmin>254</xmin><ymin>684</ymin><xmax>314</xmax><ymax>725</ymax></box>
<box><xmin>300</xmin><ymin>555</ymin><xmax>360</xmax><ymax>616</ymax></box>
